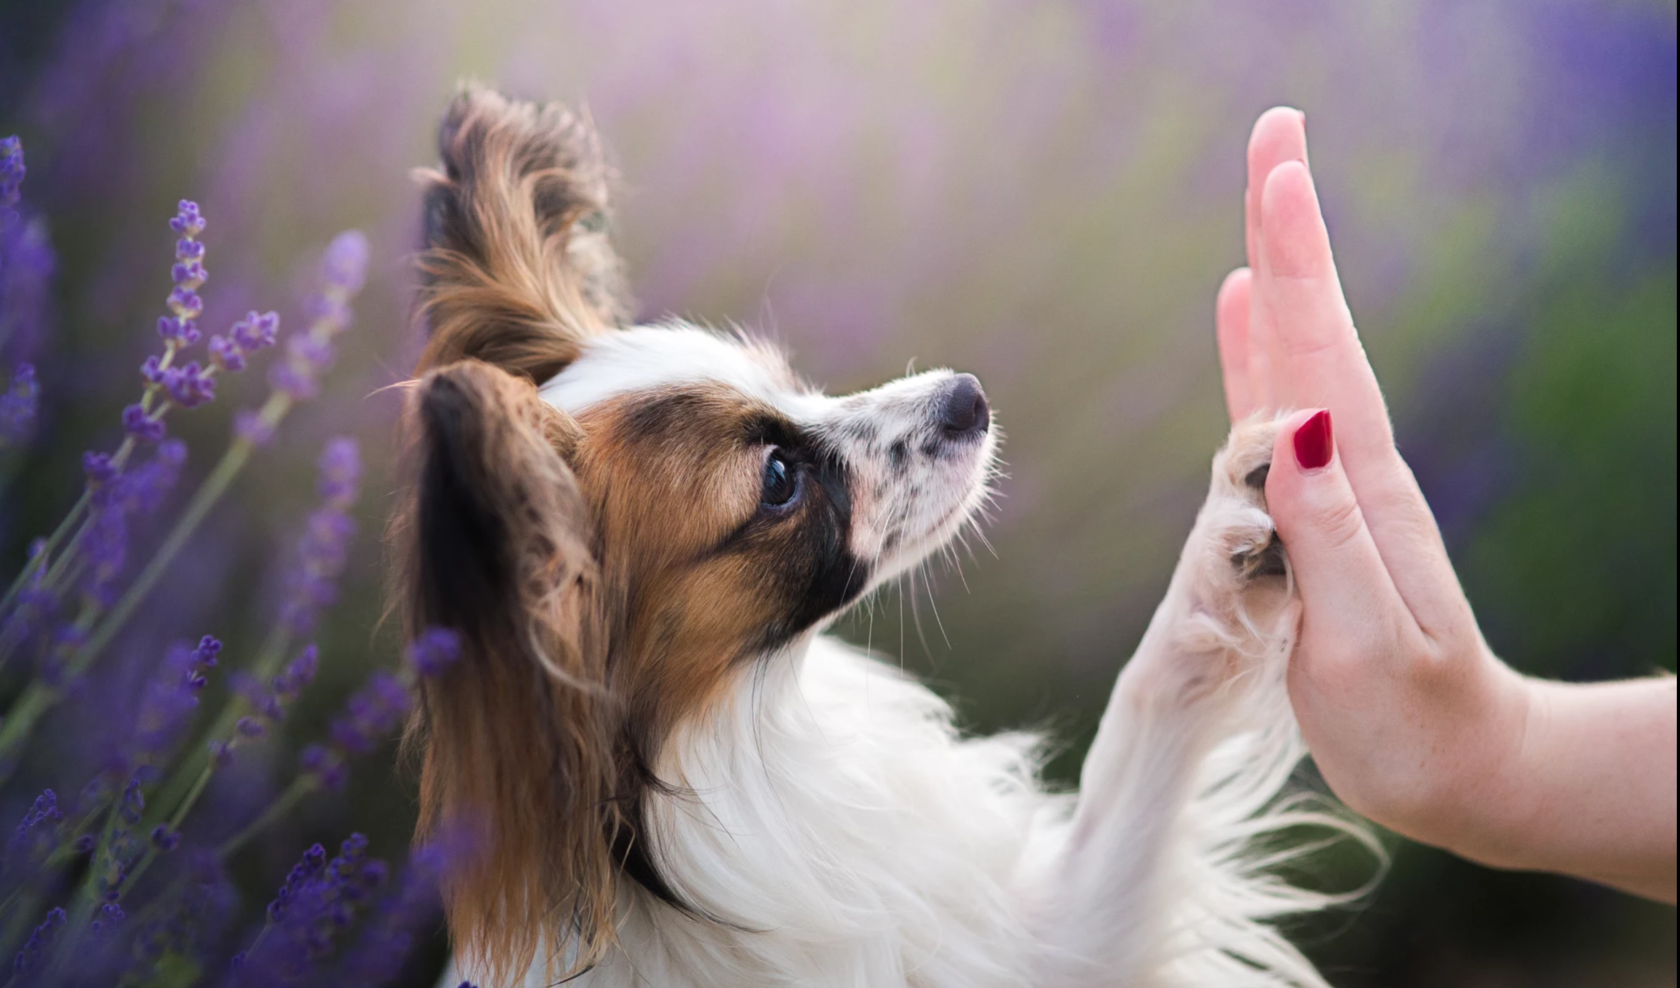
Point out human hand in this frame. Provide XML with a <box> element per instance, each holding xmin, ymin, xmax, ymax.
<box><xmin>1215</xmin><ymin>108</ymin><xmax>1677</xmax><ymax>902</ymax></box>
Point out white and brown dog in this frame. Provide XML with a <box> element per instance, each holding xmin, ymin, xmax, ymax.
<box><xmin>394</xmin><ymin>86</ymin><xmax>1371</xmax><ymax>988</ymax></box>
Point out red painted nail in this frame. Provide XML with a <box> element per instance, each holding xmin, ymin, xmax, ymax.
<box><xmin>1293</xmin><ymin>410</ymin><xmax>1333</xmax><ymax>471</ymax></box>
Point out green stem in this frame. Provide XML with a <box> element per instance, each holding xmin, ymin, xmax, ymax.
<box><xmin>0</xmin><ymin>393</ymin><xmax>290</xmax><ymax>777</ymax></box>
<box><xmin>218</xmin><ymin>776</ymin><xmax>316</xmax><ymax>858</ymax></box>
<box><xmin>151</xmin><ymin>623</ymin><xmax>292</xmax><ymax>816</ymax></box>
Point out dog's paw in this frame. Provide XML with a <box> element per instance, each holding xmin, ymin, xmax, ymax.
<box><xmin>1212</xmin><ymin>415</ymin><xmax>1289</xmax><ymax>583</ymax></box>
<box><xmin>1139</xmin><ymin>414</ymin><xmax>1299</xmax><ymax>707</ymax></box>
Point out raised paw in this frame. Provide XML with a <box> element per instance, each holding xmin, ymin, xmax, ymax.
<box><xmin>1212</xmin><ymin>415</ymin><xmax>1289</xmax><ymax>582</ymax></box>
<box><xmin>1132</xmin><ymin>413</ymin><xmax>1300</xmax><ymax>709</ymax></box>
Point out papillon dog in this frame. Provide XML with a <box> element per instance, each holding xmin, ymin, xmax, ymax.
<box><xmin>394</xmin><ymin>86</ymin><xmax>1371</xmax><ymax>988</ymax></box>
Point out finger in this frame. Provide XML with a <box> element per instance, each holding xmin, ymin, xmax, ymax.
<box><xmin>1257</xmin><ymin>160</ymin><xmax>1395</xmax><ymax>464</ymax></box>
<box><xmin>1245</xmin><ymin>108</ymin><xmax>1307</xmax><ymax>410</ymax></box>
<box><xmin>1265</xmin><ymin>409</ymin><xmax>1409</xmax><ymax>654</ymax></box>
<box><xmin>1269</xmin><ymin>404</ymin><xmax>1470</xmax><ymax>645</ymax></box>
<box><xmin>1245</xmin><ymin>108</ymin><xmax>1308</xmax><ymax>271</ymax></box>
<box><xmin>1215</xmin><ymin>268</ymin><xmax>1255</xmax><ymax>421</ymax></box>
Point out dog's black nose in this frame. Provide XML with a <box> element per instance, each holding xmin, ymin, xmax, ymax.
<box><xmin>938</xmin><ymin>373</ymin><xmax>989</xmax><ymax>438</ymax></box>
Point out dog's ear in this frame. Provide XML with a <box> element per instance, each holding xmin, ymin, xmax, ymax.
<box><xmin>415</xmin><ymin>83</ymin><xmax>632</xmax><ymax>383</ymax></box>
<box><xmin>392</xmin><ymin>360</ymin><xmax>623</xmax><ymax>982</ymax></box>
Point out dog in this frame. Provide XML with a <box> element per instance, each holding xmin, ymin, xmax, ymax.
<box><xmin>394</xmin><ymin>86</ymin><xmax>1371</xmax><ymax>988</ymax></box>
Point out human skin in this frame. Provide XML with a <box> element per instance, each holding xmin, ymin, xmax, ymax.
<box><xmin>1213</xmin><ymin>107</ymin><xmax>1678</xmax><ymax>904</ymax></box>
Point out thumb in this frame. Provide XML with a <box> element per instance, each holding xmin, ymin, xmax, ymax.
<box><xmin>1266</xmin><ymin>409</ymin><xmax>1405</xmax><ymax>644</ymax></box>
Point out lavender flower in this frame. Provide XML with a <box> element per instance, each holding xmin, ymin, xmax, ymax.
<box><xmin>163</xmin><ymin>200</ymin><xmax>207</xmax><ymax>333</ymax></box>
<box><xmin>122</xmin><ymin>401</ymin><xmax>166</xmax><ymax>443</ymax></box>
<box><xmin>0</xmin><ymin>362</ymin><xmax>38</xmax><ymax>446</ymax></box>
<box><xmin>406</xmin><ymin>627</ymin><xmax>463</xmax><ymax>677</ymax></box>
<box><xmin>0</xmin><ymin>136</ymin><xmax>54</xmax><ymax>387</ymax></box>
<box><xmin>131</xmin><ymin>635</ymin><xmax>222</xmax><ymax>766</ymax></box>
<box><xmin>0</xmin><ymin>214</ymin><xmax>55</xmax><ymax>363</ymax></box>
<box><xmin>80</xmin><ymin>439</ymin><xmax>188</xmax><ymax>607</ymax></box>
<box><xmin>127</xmin><ymin>852</ymin><xmax>237</xmax><ymax>975</ymax></box>
<box><xmin>236</xmin><ymin>834</ymin><xmax>387</xmax><ymax>983</ymax></box>
<box><xmin>208</xmin><ymin>310</ymin><xmax>280</xmax><ymax>374</ymax></box>
<box><xmin>4</xmin><ymin>789</ymin><xmax>63</xmax><ymax>882</ymax></box>
<box><xmin>0</xmin><ymin>135</ymin><xmax>22</xmax><ymax>217</ymax></box>
<box><xmin>11</xmin><ymin>906</ymin><xmax>66</xmax><ymax>978</ymax></box>
<box><xmin>279</xmin><ymin>439</ymin><xmax>361</xmax><ymax>636</ymax></box>
<box><xmin>326</xmin><ymin>671</ymin><xmax>411</xmax><ymax>756</ymax></box>
<box><xmin>268</xmin><ymin>231</ymin><xmax>368</xmax><ymax>400</ymax></box>
<box><xmin>333</xmin><ymin>834</ymin><xmax>470</xmax><ymax>987</ymax></box>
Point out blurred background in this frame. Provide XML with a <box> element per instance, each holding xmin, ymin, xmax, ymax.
<box><xmin>0</xmin><ymin>0</ymin><xmax>1673</xmax><ymax>984</ymax></box>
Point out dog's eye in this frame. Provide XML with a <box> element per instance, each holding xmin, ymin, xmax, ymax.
<box><xmin>761</xmin><ymin>449</ymin><xmax>799</xmax><ymax>508</ymax></box>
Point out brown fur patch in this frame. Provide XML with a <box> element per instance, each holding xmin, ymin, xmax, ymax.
<box><xmin>415</xmin><ymin>83</ymin><xmax>631</xmax><ymax>383</ymax></box>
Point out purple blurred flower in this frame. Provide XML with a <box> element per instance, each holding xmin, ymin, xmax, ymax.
<box><xmin>167</xmin><ymin>199</ymin><xmax>205</xmax><ymax>239</ymax></box>
<box><xmin>11</xmin><ymin>906</ymin><xmax>66</xmax><ymax>978</ymax></box>
<box><xmin>273</xmin><ymin>643</ymin><xmax>319</xmax><ymax>702</ymax></box>
<box><xmin>0</xmin><ymin>362</ymin><xmax>38</xmax><ymax>446</ymax></box>
<box><xmin>0</xmin><ymin>135</ymin><xmax>23</xmax><ymax>218</ymax></box>
<box><xmin>0</xmin><ymin>135</ymin><xmax>54</xmax><ymax>369</ymax></box>
<box><xmin>326</xmin><ymin>671</ymin><xmax>410</xmax><ymax>756</ymax></box>
<box><xmin>127</xmin><ymin>852</ymin><xmax>237</xmax><ymax>975</ymax></box>
<box><xmin>279</xmin><ymin>438</ymin><xmax>361</xmax><ymax>636</ymax></box>
<box><xmin>80</xmin><ymin>439</ymin><xmax>188</xmax><ymax>607</ymax></box>
<box><xmin>156</xmin><ymin>315</ymin><xmax>200</xmax><ymax>348</ymax></box>
<box><xmin>320</xmin><ymin>230</ymin><xmax>370</xmax><ymax>295</ymax></box>
<box><xmin>4</xmin><ymin>790</ymin><xmax>63</xmax><ymax>882</ymax></box>
<box><xmin>89</xmin><ymin>901</ymin><xmax>125</xmax><ymax>938</ymax></box>
<box><xmin>209</xmin><ymin>309</ymin><xmax>280</xmax><ymax>373</ymax></box>
<box><xmin>334</xmin><ymin>832</ymin><xmax>471</xmax><ymax>987</ymax></box>
<box><xmin>235</xmin><ymin>834</ymin><xmax>386</xmax><ymax>983</ymax></box>
<box><xmin>122</xmin><ymin>401</ymin><xmax>166</xmax><ymax>443</ymax></box>
<box><xmin>131</xmin><ymin>635</ymin><xmax>222</xmax><ymax>765</ymax></box>
<box><xmin>149</xmin><ymin>823</ymin><xmax>179</xmax><ymax>852</ymax></box>
<box><xmin>406</xmin><ymin>627</ymin><xmax>462</xmax><ymax>678</ymax></box>
<box><xmin>234</xmin><ymin>408</ymin><xmax>276</xmax><ymax>446</ymax></box>
<box><xmin>298</xmin><ymin>743</ymin><xmax>346</xmax><ymax>792</ymax></box>
<box><xmin>268</xmin><ymin>231</ymin><xmax>368</xmax><ymax>401</ymax></box>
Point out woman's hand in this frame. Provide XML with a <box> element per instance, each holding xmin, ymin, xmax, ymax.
<box><xmin>1215</xmin><ymin>108</ymin><xmax>1677</xmax><ymax>903</ymax></box>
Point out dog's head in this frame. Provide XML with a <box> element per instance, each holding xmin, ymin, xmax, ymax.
<box><xmin>394</xmin><ymin>85</ymin><xmax>997</xmax><ymax>980</ymax></box>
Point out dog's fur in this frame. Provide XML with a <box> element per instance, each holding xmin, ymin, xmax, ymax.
<box><xmin>394</xmin><ymin>85</ymin><xmax>1374</xmax><ymax>988</ymax></box>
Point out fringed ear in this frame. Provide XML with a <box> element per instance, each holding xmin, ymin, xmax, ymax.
<box><xmin>415</xmin><ymin>83</ymin><xmax>632</xmax><ymax>382</ymax></box>
<box><xmin>392</xmin><ymin>359</ymin><xmax>624</xmax><ymax>983</ymax></box>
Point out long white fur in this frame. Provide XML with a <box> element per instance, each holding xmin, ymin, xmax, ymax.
<box><xmin>448</xmin><ymin>327</ymin><xmax>1376</xmax><ymax>987</ymax></box>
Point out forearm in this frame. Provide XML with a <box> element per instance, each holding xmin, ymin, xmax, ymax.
<box><xmin>1451</xmin><ymin>674</ymin><xmax>1677</xmax><ymax>902</ymax></box>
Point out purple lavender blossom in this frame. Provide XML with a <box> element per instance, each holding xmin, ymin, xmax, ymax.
<box><xmin>209</xmin><ymin>310</ymin><xmax>280</xmax><ymax>373</ymax></box>
<box><xmin>333</xmin><ymin>835</ymin><xmax>468</xmax><ymax>987</ymax></box>
<box><xmin>279</xmin><ymin>438</ymin><xmax>361</xmax><ymax>636</ymax></box>
<box><xmin>127</xmin><ymin>852</ymin><xmax>237</xmax><ymax>976</ymax></box>
<box><xmin>234</xmin><ymin>409</ymin><xmax>276</xmax><ymax>447</ymax></box>
<box><xmin>273</xmin><ymin>644</ymin><xmax>320</xmax><ymax>702</ymax></box>
<box><xmin>79</xmin><ymin>439</ymin><xmax>188</xmax><ymax>607</ymax></box>
<box><xmin>268</xmin><ymin>231</ymin><xmax>368</xmax><ymax>401</ymax></box>
<box><xmin>0</xmin><ymin>362</ymin><xmax>37</xmax><ymax>446</ymax></box>
<box><xmin>236</xmin><ymin>834</ymin><xmax>386</xmax><ymax>983</ymax></box>
<box><xmin>326</xmin><ymin>671</ymin><xmax>410</xmax><ymax>755</ymax></box>
<box><xmin>161</xmin><ymin>200</ymin><xmax>207</xmax><ymax>337</ymax></box>
<box><xmin>11</xmin><ymin>906</ymin><xmax>66</xmax><ymax>978</ymax></box>
<box><xmin>0</xmin><ymin>135</ymin><xmax>55</xmax><ymax>369</ymax></box>
<box><xmin>406</xmin><ymin>627</ymin><xmax>462</xmax><ymax>678</ymax></box>
<box><xmin>4</xmin><ymin>789</ymin><xmax>63</xmax><ymax>882</ymax></box>
<box><xmin>89</xmin><ymin>901</ymin><xmax>126</xmax><ymax>937</ymax></box>
<box><xmin>122</xmin><ymin>401</ymin><xmax>166</xmax><ymax>443</ymax></box>
<box><xmin>131</xmin><ymin>635</ymin><xmax>222</xmax><ymax>765</ymax></box>
<box><xmin>0</xmin><ymin>135</ymin><xmax>22</xmax><ymax>216</ymax></box>
<box><xmin>149</xmin><ymin>823</ymin><xmax>179</xmax><ymax>852</ymax></box>
<box><xmin>298</xmin><ymin>743</ymin><xmax>347</xmax><ymax>792</ymax></box>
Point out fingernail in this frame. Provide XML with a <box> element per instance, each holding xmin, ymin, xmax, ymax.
<box><xmin>1293</xmin><ymin>409</ymin><xmax>1333</xmax><ymax>472</ymax></box>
